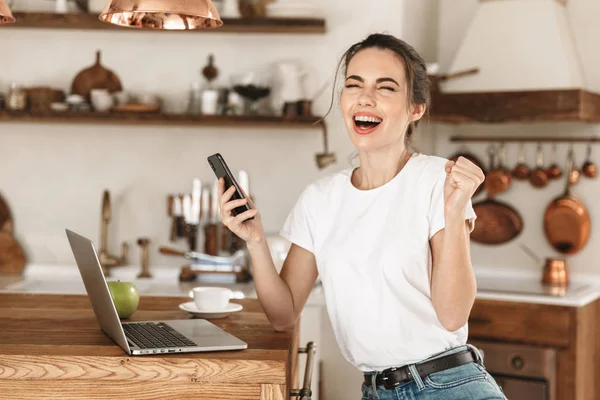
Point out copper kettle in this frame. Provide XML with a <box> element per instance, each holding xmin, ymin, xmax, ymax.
<box><xmin>519</xmin><ymin>244</ymin><xmax>569</xmax><ymax>288</ymax></box>
<box><xmin>542</xmin><ymin>258</ymin><xmax>568</xmax><ymax>287</ymax></box>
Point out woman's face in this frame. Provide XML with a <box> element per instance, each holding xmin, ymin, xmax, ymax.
<box><xmin>340</xmin><ymin>47</ymin><xmax>425</xmax><ymax>153</ymax></box>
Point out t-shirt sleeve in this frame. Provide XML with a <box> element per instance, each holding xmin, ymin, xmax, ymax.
<box><xmin>428</xmin><ymin>169</ymin><xmax>478</xmax><ymax>239</ymax></box>
<box><xmin>279</xmin><ymin>185</ymin><xmax>315</xmax><ymax>254</ymax></box>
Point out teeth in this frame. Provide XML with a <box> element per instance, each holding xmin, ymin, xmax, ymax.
<box><xmin>354</xmin><ymin>115</ymin><xmax>382</xmax><ymax>123</ymax></box>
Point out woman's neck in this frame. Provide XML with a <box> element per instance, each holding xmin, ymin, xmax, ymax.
<box><xmin>352</xmin><ymin>147</ymin><xmax>412</xmax><ymax>190</ymax></box>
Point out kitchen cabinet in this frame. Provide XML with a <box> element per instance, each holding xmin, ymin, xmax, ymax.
<box><xmin>316</xmin><ymin>296</ymin><xmax>600</xmax><ymax>400</ymax></box>
<box><xmin>467</xmin><ymin>298</ymin><xmax>600</xmax><ymax>400</ymax></box>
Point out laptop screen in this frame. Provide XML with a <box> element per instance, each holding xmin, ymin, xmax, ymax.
<box><xmin>66</xmin><ymin>229</ymin><xmax>131</xmax><ymax>354</ymax></box>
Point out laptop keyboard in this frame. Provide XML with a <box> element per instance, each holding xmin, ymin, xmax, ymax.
<box><xmin>123</xmin><ymin>322</ymin><xmax>197</xmax><ymax>349</ymax></box>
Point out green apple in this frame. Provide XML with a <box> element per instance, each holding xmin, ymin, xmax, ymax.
<box><xmin>107</xmin><ymin>280</ymin><xmax>139</xmax><ymax>319</ymax></box>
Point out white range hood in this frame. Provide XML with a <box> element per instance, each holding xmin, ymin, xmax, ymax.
<box><xmin>441</xmin><ymin>0</ymin><xmax>586</xmax><ymax>93</ymax></box>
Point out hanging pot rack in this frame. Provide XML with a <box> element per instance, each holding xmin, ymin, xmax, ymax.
<box><xmin>450</xmin><ymin>136</ymin><xmax>600</xmax><ymax>143</ymax></box>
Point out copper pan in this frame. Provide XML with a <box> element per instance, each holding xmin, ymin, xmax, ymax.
<box><xmin>471</xmin><ymin>146</ymin><xmax>524</xmax><ymax>245</ymax></box>
<box><xmin>485</xmin><ymin>142</ymin><xmax>511</xmax><ymax>197</ymax></box>
<box><xmin>543</xmin><ymin>148</ymin><xmax>591</xmax><ymax>254</ymax></box>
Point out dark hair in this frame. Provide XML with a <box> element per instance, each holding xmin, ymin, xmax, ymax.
<box><xmin>326</xmin><ymin>33</ymin><xmax>431</xmax><ymax>148</ymax></box>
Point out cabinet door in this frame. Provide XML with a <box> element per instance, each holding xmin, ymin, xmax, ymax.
<box><xmin>297</xmin><ymin>305</ymin><xmax>323</xmax><ymax>400</ymax></box>
<box><xmin>493</xmin><ymin>376</ymin><xmax>548</xmax><ymax>400</ymax></box>
<box><xmin>469</xmin><ymin>340</ymin><xmax>556</xmax><ymax>400</ymax></box>
<box><xmin>469</xmin><ymin>300</ymin><xmax>572</xmax><ymax>346</ymax></box>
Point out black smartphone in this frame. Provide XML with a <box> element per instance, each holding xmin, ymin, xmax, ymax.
<box><xmin>207</xmin><ymin>153</ymin><xmax>253</xmax><ymax>219</ymax></box>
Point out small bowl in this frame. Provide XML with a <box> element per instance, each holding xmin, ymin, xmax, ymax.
<box><xmin>50</xmin><ymin>102</ymin><xmax>69</xmax><ymax>112</ymax></box>
<box><xmin>66</xmin><ymin>94</ymin><xmax>85</xmax><ymax>105</ymax></box>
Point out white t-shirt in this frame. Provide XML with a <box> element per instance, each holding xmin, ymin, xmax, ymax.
<box><xmin>279</xmin><ymin>153</ymin><xmax>477</xmax><ymax>372</ymax></box>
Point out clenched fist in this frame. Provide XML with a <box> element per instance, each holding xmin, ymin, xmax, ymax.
<box><xmin>444</xmin><ymin>156</ymin><xmax>485</xmax><ymax>214</ymax></box>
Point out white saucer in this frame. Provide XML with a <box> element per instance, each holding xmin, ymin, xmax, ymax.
<box><xmin>179</xmin><ymin>302</ymin><xmax>243</xmax><ymax>319</ymax></box>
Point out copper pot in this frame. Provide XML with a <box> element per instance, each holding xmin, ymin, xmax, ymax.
<box><xmin>546</xmin><ymin>142</ymin><xmax>562</xmax><ymax>180</ymax></box>
<box><xmin>485</xmin><ymin>143</ymin><xmax>511</xmax><ymax>197</ymax></box>
<box><xmin>542</xmin><ymin>258</ymin><xmax>568</xmax><ymax>287</ymax></box>
<box><xmin>530</xmin><ymin>142</ymin><xmax>549</xmax><ymax>188</ymax></box>
<box><xmin>543</xmin><ymin>148</ymin><xmax>591</xmax><ymax>254</ymax></box>
<box><xmin>471</xmin><ymin>146</ymin><xmax>523</xmax><ymax>245</ymax></box>
<box><xmin>582</xmin><ymin>142</ymin><xmax>597</xmax><ymax>178</ymax></box>
<box><xmin>511</xmin><ymin>142</ymin><xmax>530</xmax><ymax>180</ymax></box>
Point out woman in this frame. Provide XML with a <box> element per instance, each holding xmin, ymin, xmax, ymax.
<box><xmin>218</xmin><ymin>33</ymin><xmax>506</xmax><ymax>400</ymax></box>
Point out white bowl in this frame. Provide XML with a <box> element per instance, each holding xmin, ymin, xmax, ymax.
<box><xmin>50</xmin><ymin>102</ymin><xmax>69</xmax><ymax>112</ymax></box>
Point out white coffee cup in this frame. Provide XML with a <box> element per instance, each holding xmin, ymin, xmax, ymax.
<box><xmin>90</xmin><ymin>89</ymin><xmax>113</xmax><ymax>112</ymax></box>
<box><xmin>192</xmin><ymin>287</ymin><xmax>232</xmax><ymax>310</ymax></box>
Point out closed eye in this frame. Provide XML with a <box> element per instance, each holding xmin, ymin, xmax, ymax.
<box><xmin>345</xmin><ymin>84</ymin><xmax>360</xmax><ymax>89</ymax></box>
<box><xmin>380</xmin><ymin>86</ymin><xmax>395</xmax><ymax>92</ymax></box>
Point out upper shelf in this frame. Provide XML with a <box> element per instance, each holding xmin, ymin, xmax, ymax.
<box><xmin>428</xmin><ymin>89</ymin><xmax>600</xmax><ymax>124</ymax></box>
<box><xmin>4</xmin><ymin>12</ymin><xmax>326</xmax><ymax>34</ymax></box>
<box><xmin>0</xmin><ymin>110</ymin><xmax>324</xmax><ymax>129</ymax></box>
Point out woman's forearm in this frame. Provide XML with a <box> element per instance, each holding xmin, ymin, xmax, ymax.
<box><xmin>431</xmin><ymin>212</ymin><xmax>477</xmax><ymax>331</ymax></box>
<box><xmin>246</xmin><ymin>238</ymin><xmax>297</xmax><ymax>331</ymax></box>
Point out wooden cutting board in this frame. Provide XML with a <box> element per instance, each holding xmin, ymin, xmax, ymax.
<box><xmin>71</xmin><ymin>50</ymin><xmax>122</xmax><ymax>102</ymax></box>
<box><xmin>0</xmin><ymin>193</ymin><xmax>26</xmax><ymax>275</ymax></box>
<box><xmin>0</xmin><ymin>193</ymin><xmax>12</xmax><ymax>233</ymax></box>
<box><xmin>0</xmin><ymin>232</ymin><xmax>26</xmax><ymax>275</ymax></box>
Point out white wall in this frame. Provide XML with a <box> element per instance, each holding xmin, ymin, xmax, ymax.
<box><xmin>0</xmin><ymin>2</ymin><xmax>439</xmax><ymax>400</ymax></box>
<box><xmin>434</xmin><ymin>0</ymin><xmax>600</xmax><ymax>275</ymax></box>
<box><xmin>0</xmin><ymin>0</ymin><xmax>424</xmax><ymax>268</ymax></box>
<box><xmin>7</xmin><ymin>0</ymin><xmax>600</xmax><ymax>397</ymax></box>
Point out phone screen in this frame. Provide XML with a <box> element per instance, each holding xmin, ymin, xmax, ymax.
<box><xmin>207</xmin><ymin>153</ymin><xmax>253</xmax><ymax>218</ymax></box>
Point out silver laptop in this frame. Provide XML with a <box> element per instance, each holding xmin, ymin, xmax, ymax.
<box><xmin>65</xmin><ymin>229</ymin><xmax>248</xmax><ymax>355</ymax></box>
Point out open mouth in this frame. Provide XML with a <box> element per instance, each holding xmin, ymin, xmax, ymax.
<box><xmin>353</xmin><ymin>115</ymin><xmax>382</xmax><ymax>132</ymax></box>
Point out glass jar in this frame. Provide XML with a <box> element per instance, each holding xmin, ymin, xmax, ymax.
<box><xmin>187</xmin><ymin>82</ymin><xmax>203</xmax><ymax>116</ymax></box>
<box><xmin>6</xmin><ymin>83</ymin><xmax>27</xmax><ymax>111</ymax></box>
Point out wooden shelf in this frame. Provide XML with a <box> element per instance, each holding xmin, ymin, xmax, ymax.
<box><xmin>5</xmin><ymin>12</ymin><xmax>326</xmax><ymax>34</ymax></box>
<box><xmin>428</xmin><ymin>89</ymin><xmax>600</xmax><ymax>123</ymax></box>
<box><xmin>0</xmin><ymin>110</ymin><xmax>324</xmax><ymax>129</ymax></box>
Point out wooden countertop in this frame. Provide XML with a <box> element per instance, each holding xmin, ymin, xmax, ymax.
<box><xmin>0</xmin><ymin>293</ymin><xmax>297</xmax><ymax>400</ymax></box>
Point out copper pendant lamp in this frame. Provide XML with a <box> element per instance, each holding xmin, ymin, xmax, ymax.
<box><xmin>0</xmin><ymin>0</ymin><xmax>16</xmax><ymax>25</ymax></box>
<box><xmin>99</xmin><ymin>0</ymin><xmax>223</xmax><ymax>30</ymax></box>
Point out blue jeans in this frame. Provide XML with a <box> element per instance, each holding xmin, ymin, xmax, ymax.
<box><xmin>361</xmin><ymin>345</ymin><xmax>507</xmax><ymax>400</ymax></box>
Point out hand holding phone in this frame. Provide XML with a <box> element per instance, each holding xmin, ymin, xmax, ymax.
<box><xmin>208</xmin><ymin>153</ymin><xmax>263</xmax><ymax>243</ymax></box>
<box><xmin>207</xmin><ymin>153</ymin><xmax>253</xmax><ymax>218</ymax></box>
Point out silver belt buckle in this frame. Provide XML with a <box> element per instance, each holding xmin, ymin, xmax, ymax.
<box><xmin>382</xmin><ymin>367</ymin><xmax>401</xmax><ymax>390</ymax></box>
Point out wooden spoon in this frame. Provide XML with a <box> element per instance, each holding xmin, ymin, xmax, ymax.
<box><xmin>511</xmin><ymin>142</ymin><xmax>530</xmax><ymax>180</ymax></box>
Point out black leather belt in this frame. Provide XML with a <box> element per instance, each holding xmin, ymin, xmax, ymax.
<box><xmin>363</xmin><ymin>349</ymin><xmax>477</xmax><ymax>390</ymax></box>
